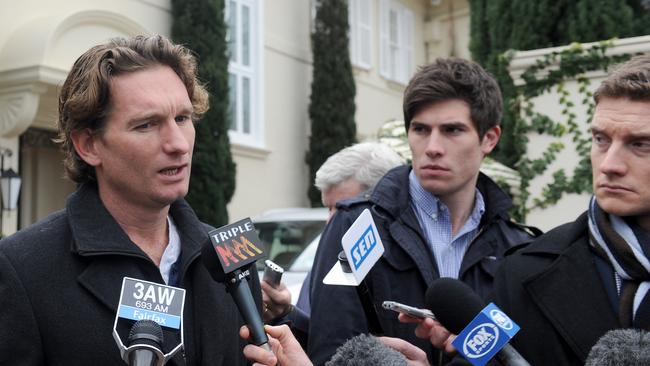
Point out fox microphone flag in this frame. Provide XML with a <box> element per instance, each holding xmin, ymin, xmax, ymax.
<box><xmin>451</xmin><ymin>303</ymin><xmax>522</xmax><ymax>366</ymax></box>
<box><xmin>426</xmin><ymin>278</ymin><xmax>530</xmax><ymax>366</ymax></box>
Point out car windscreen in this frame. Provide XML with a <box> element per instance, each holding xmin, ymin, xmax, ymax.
<box><xmin>254</xmin><ymin>220</ymin><xmax>325</xmax><ymax>270</ymax></box>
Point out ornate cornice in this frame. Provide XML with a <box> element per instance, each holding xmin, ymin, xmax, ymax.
<box><xmin>0</xmin><ymin>84</ymin><xmax>47</xmax><ymax>137</ymax></box>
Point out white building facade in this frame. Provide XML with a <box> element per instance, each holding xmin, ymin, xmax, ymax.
<box><xmin>0</xmin><ymin>0</ymin><xmax>469</xmax><ymax>234</ymax></box>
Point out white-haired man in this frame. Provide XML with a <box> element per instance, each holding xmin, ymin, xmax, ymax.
<box><xmin>316</xmin><ymin>142</ymin><xmax>406</xmax><ymax>221</ymax></box>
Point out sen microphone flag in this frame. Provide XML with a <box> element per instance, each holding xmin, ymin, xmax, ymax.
<box><xmin>323</xmin><ymin>209</ymin><xmax>385</xmax><ymax>286</ymax></box>
<box><xmin>452</xmin><ymin>303</ymin><xmax>520</xmax><ymax>366</ymax></box>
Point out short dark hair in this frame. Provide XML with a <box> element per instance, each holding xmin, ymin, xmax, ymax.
<box><xmin>403</xmin><ymin>58</ymin><xmax>502</xmax><ymax>139</ymax></box>
<box><xmin>594</xmin><ymin>54</ymin><xmax>650</xmax><ymax>104</ymax></box>
<box><xmin>57</xmin><ymin>34</ymin><xmax>209</xmax><ymax>184</ymax></box>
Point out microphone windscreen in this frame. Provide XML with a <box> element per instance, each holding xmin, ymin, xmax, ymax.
<box><xmin>325</xmin><ymin>334</ymin><xmax>407</xmax><ymax>366</ymax></box>
<box><xmin>424</xmin><ymin>278</ymin><xmax>485</xmax><ymax>334</ymax></box>
<box><xmin>127</xmin><ymin>320</ymin><xmax>164</xmax><ymax>349</ymax></box>
<box><xmin>585</xmin><ymin>328</ymin><xmax>650</xmax><ymax>366</ymax></box>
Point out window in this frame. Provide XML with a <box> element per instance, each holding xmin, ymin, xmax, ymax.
<box><xmin>349</xmin><ymin>0</ymin><xmax>373</xmax><ymax>69</ymax></box>
<box><xmin>226</xmin><ymin>0</ymin><xmax>264</xmax><ymax>146</ymax></box>
<box><xmin>379</xmin><ymin>0</ymin><xmax>414</xmax><ymax>84</ymax></box>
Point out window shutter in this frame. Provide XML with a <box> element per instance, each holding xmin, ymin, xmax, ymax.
<box><xmin>348</xmin><ymin>0</ymin><xmax>357</xmax><ymax>64</ymax></box>
<box><xmin>401</xmin><ymin>8</ymin><xmax>414</xmax><ymax>84</ymax></box>
<box><xmin>379</xmin><ymin>0</ymin><xmax>390</xmax><ymax>77</ymax></box>
<box><xmin>358</xmin><ymin>0</ymin><xmax>372</xmax><ymax>68</ymax></box>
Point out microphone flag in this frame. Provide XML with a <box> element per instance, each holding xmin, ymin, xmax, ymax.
<box><xmin>452</xmin><ymin>303</ymin><xmax>520</xmax><ymax>366</ymax></box>
<box><xmin>112</xmin><ymin>277</ymin><xmax>186</xmax><ymax>365</ymax></box>
<box><xmin>323</xmin><ymin>208</ymin><xmax>385</xmax><ymax>286</ymax></box>
<box><xmin>207</xmin><ymin>217</ymin><xmax>266</xmax><ymax>274</ymax></box>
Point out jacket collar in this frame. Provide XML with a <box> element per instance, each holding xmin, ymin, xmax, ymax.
<box><xmin>365</xmin><ymin>165</ymin><xmax>514</xmax><ymax>285</ymax></box>
<box><xmin>519</xmin><ymin>212</ymin><xmax>620</xmax><ymax>359</ymax></box>
<box><xmin>68</xmin><ymin>182</ymin><xmax>207</xmax><ymax>258</ymax></box>
<box><xmin>369</xmin><ymin>165</ymin><xmax>513</xmax><ymax>223</ymax></box>
<box><xmin>68</xmin><ymin>183</ymin><xmax>208</xmax><ymax>312</ymax></box>
<box><xmin>520</xmin><ymin>212</ymin><xmax>589</xmax><ymax>256</ymax></box>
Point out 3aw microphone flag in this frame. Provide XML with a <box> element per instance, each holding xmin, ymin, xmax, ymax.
<box><xmin>112</xmin><ymin>277</ymin><xmax>186</xmax><ymax>366</ymax></box>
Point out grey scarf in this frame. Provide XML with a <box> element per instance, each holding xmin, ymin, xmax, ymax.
<box><xmin>588</xmin><ymin>196</ymin><xmax>650</xmax><ymax>328</ymax></box>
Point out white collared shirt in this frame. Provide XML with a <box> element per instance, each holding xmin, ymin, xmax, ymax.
<box><xmin>408</xmin><ymin>170</ymin><xmax>485</xmax><ymax>278</ymax></box>
<box><xmin>159</xmin><ymin>216</ymin><xmax>181</xmax><ymax>285</ymax></box>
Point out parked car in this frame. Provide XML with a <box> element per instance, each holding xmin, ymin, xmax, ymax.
<box><xmin>252</xmin><ymin>207</ymin><xmax>328</xmax><ymax>303</ymax></box>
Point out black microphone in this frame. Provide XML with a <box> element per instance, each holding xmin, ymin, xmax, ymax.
<box><xmin>201</xmin><ymin>241</ymin><xmax>270</xmax><ymax>350</ymax></box>
<box><xmin>126</xmin><ymin>320</ymin><xmax>164</xmax><ymax>366</ymax></box>
<box><xmin>585</xmin><ymin>328</ymin><xmax>650</xmax><ymax>366</ymax></box>
<box><xmin>425</xmin><ymin>278</ymin><xmax>531</xmax><ymax>366</ymax></box>
<box><xmin>325</xmin><ymin>334</ymin><xmax>408</xmax><ymax>366</ymax></box>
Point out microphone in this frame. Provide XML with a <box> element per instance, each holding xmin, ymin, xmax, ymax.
<box><xmin>585</xmin><ymin>328</ymin><xmax>650</xmax><ymax>366</ymax></box>
<box><xmin>202</xmin><ymin>219</ymin><xmax>270</xmax><ymax>351</ymax></box>
<box><xmin>325</xmin><ymin>334</ymin><xmax>407</xmax><ymax>366</ymax></box>
<box><xmin>425</xmin><ymin>278</ymin><xmax>530</xmax><ymax>366</ymax></box>
<box><xmin>126</xmin><ymin>320</ymin><xmax>164</xmax><ymax>366</ymax></box>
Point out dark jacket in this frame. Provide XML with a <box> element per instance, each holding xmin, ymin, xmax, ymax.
<box><xmin>307</xmin><ymin>165</ymin><xmax>539</xmax><ymax>365</ymax></box>
<box><xmin>0</xmin><ymin>183</ymin><xmax>260</xmax><ymax>365</ymax></box>
<box><xmin>494</xmin><ymin>212</ymin><xmax>621</xmax><ymax>366</ymax></box>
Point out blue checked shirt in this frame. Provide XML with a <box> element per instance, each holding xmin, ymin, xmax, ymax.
<box><xmin>409</xmin><ymin>170</ymin><xmax>485</xmax><ymax>279</ymax></box>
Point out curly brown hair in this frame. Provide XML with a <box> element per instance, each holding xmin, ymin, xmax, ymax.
<box><xmin>57</xmin><ymin>34</ymin><xmax>209</xmax><ymax>183</ymax></box>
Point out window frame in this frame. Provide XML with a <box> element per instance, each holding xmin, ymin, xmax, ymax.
<box><xmin>349</xmin><ymin>0</ymin><xmax>373</xmax><ymax>69</ymax></box>
<box><xmin>226</xmin><ymin>0</ymin><xmax>265</xmax><ymax>147</ymax></box>
<box><xmin>379</xmin><ymin>0</ymin><xmax>414</xmax><ymax>85</ymax></box>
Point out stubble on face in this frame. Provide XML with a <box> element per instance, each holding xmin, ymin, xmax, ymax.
<box><xmin>92</xmin><ymin>66</ymin><xmax>196</xmax><ymax>212</ymax></box>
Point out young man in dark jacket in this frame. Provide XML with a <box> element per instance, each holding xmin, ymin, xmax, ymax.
<box><xmin>0</xmin><ymin>35</ymin><xmax>259</xmax><ymax>365</ymax></box>
<box><xmin>307</xmin><ymin>58</ymin><xmax>539</xmax><ymax>366</ymax></box>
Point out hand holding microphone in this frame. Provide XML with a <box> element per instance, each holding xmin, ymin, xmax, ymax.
<box><xmin>240</xmin><ymin>324</ymin><xmax>313</xmax><ymax>366</ymax></box>
<box><xmin>397</xmin><ymin>313</ymin><xmax>456</xmax><ymax>354</ymax></box>
<box><xmin>260</xmin><ymin>261</ymin><xmax>292</xmax><ymax>323</ymax></box>
<box><xmin>378</xmin><ymin>336</ymin><xmax>431</xmax><ymax>366</ymax></box>
<box><xmin>260</xmin><ymin>281</ymin><xmax>293</xmax><ymax>322</ymax></box>
<box><xmin>239</xmin><ymin>324</ymin><xmax>432</xmax><ymax>366</ymax></box>
<box><xmin>386</xmin><ymin>300</ymin><xmax>456</xmax><ymax>354</ymax></box>
<box><xmin>424</xmin><ymin>278</ymin><xmax>530</xmax><ymax>366</ymax></box>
